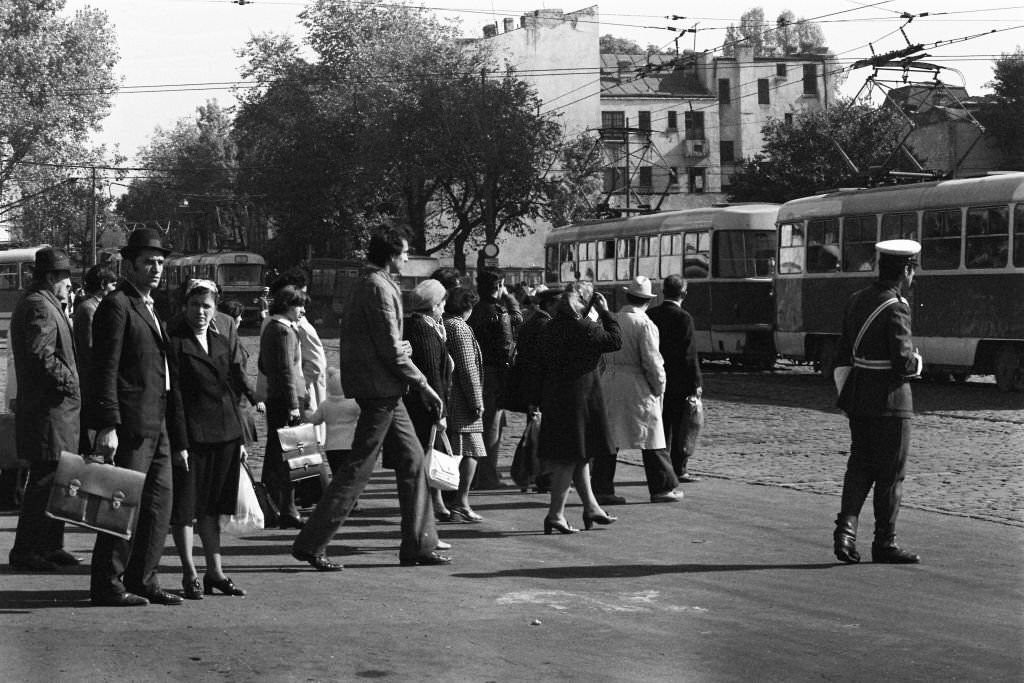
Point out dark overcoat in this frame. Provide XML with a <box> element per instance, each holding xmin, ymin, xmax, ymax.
<box><xmin>403</xmin><ymin>313</ymin><xmax>451</xmax><ymax>429</ymax></box>
<box><xmin>537</xmin><ymin>309</ymin><xmax>621</xmax><ymax>464</ymax></box>
<box><xmin>835</xmin><ymin>281</ymin><xmax>917</xmax><ymax>418</ymax></box>
<box><xmin>86</xmin><ymin>281</ymin><xmax>169</xmax><ymax>438</ymax></box>
<box><xmin>166</xmin><ymin>315</ymin><xmax>245</xmax><ymax>451</ymax></box>
<box><xmin>647</xmin><ymin>300</ymin><xmax>702</xmax><ymax>397</ymax></box>
<box><xmin>11</xmin><ymin>286</ymin><xmax>81</xmax><ymax>462</ymax></box>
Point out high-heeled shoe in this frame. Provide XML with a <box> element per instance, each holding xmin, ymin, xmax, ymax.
<box><xmin>543</xmin><ymin>517</ymin><xmax>578</xmax><ymax>535</ymax></box>
<box><xmin>182</xmin><ymin>576</ymin><xmax>203</xmax><ymax>600</ymax></box>
<box><xmin>582</xmin><ymin>511</ymin><xmax>618</xmax><ymax>530</ymax></box>
<box><xmin>449</xmin><ymin>506</ymin><xmax>484</xmax><ymax>523</ymax></box>
<box><xmin>203</xmin><ymin>575</ymin><xmax>247</xmax><ymax>596</ymax></box>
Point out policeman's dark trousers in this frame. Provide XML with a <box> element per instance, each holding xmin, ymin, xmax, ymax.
<box><xmin>839</xmin><ymin>417</ymin><xmax>911</xmax><ymax>542</ymax></box>
<box><xmin>11</xmin><ymin>461</ymin><xmax>65</xmax><ymax>557</ymax></box>
<box><xmin>592</xmin><ymin>448</ymin><xmax>678</xmax><ymax>497</ymax></box>
<box><xmin>662</xmin><ymin>394</ymin><xmax>701</xmax><ymax>477</ymax></box>
<box><xmin>91</xmin><ymin>426</ymin><xmax>173</xmax><ymax>599</ymax></box>
<box><xmin>293</xmin><ymin>396</ymin><xmax>438</xmax><ymax>561</ymax></box>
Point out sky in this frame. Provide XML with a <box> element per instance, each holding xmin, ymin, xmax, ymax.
<box><xmin>65</xmin><ymin>0</ymin><xmax>1024</xmax><ymax>163</ymax></box>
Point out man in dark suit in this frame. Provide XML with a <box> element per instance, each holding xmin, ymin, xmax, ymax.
<box><xmin>8</xmin><ymin>248</ymin><xmax>82</xmax><ymax>572</ymax></box>
<box><xmin>832</xmin><ymin>239</ymin><xmax>923</xmax><ymax>565</ymax></box>
<box><xmin>291</xmin><ymin>223</ymin><xmax>450</xmax><ymax>570</ymax></box>
<box><xmin>647</xmin><ymin>274</ymin><xmax>703</xmax><ymax>483</ymax></box>
<box><xmin>88</xmin><ymin>228</ymin><xmax>184</xmax><ymax>606</ymax></box>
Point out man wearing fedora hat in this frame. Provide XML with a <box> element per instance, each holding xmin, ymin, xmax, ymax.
<box><xmin>87</xmin><ymin>227</ymin><xmax>184</xmax><ymax>605</ymax></box>
<box><xmin>832</xmin><ymin>239</ymin><xmax>923</xmax><ymax>565</ymax></box>
<box><xmin>8</xmin><ymin>248</ymin><xmax>82</xmax><ymax>572</ymax></box>
<box><xmin>594</xmin><ymin>275</ymin><xmax>682</xmax><ymax>505</ymax></box>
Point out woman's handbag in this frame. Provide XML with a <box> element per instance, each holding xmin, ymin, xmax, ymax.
<box><xmin>510</xmin><ymin>415</ymin><xmax>541</xmax><ymax>490</ymax></box>
<box><xmin>425</xmin><ymin>425</ymin><xmax>461</xmax><ymax>492</ymax></box>
<box><xmin>221</xmin><ymin>457</ymin><xmax>265</xmax><ymax>534</ymax></box>
<box><xmin>45</xmin><ymin>451</ymin><xmax>146</xmax><ymax>540</ymax></box>
<box><xmin>276</xmin><ymin>422</ymin><xmax>326</xmax><ymax>482</ymax></box>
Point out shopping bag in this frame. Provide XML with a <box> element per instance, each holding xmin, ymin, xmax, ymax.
<box><xmin>221</xmin><ymin>459</ymin><xmax>265</xmax><ymax>534</ymax></box>
<box><xmin>682</xmin><ymin>396</ymin><xmax>704</xmax><ymax>457</ymax></box>
<box><xmin>45</xmin><ymin>451</ymin><xmax>146</xmax><ymax>540</ymax></box>
<box><xmin>510</xmin><ymin>415</ymin><xmax>541</xmax><ymax>490</ymax></box>
<box><xmin>426</xmin><ymin>425</ymin><xmax>461</xmax><ymax>492</ymax></box>
<box><xmin>276</xmin><ymin>422</ymin><xmax>325</xmax><ymax>482</ymax></box>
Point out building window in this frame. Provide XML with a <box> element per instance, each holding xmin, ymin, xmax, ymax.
<box><xmin>784</xmin><ymin>113</ymin><xmax>794</xmax><ymax>126</ymax></box>
<box><xmin>602</xmin><ymin>110</ymin><xmax>625</xmax><ymax>141</ymax></box>
<box><xmin>638</xmin><ymin>166</ymin><xmax>652</xmax><ymax>190</ymax></box>
<box><xmin>758</xmin><ymin>79</ymin><xmax>770</xmax><ymax>105</ymax></box>
<box><xmin>718</xmin><ymin>78</ymin><xmax>731</xmax><ymax>104</ymax></box>
<box><xmin>667</xmin><ymin>111</ymin><xmax>677</xmax><ymax>130</ymax></box>
<box><xmin>688</xmin><ymin>167</ymin><xmax>706</xmax><ymax>194</ymax></box>
<box><xmin>638</xmin><ymin>110</ymin><xmax>651</xmax><ymax>131</ymax></box>
<box><xmin>803</xmin><ymin>64</ymin><xmax>818</xmax><ymax>96</ymax></box>
<box><xmin>668</xmin><ymin>167</ymin><xmax>679</xmax><ymax>186</ymax></box>
<box><xmin>684</xmin><ymin>111</ymin><xmax>705</xmax><ymax>140</ymax></box>
<box><xmin>776</xmin><ymin>63</ymin><xmax>787</xmax><ymax>78</ymax></box>
<box><xmin>720</xmin><ymin>140</ymin><xmax>735</xmax><ymax>163</ymax></box>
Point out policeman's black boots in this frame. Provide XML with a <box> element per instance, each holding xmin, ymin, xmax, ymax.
<box><xmin>833</xmin><ymin>514</ymin><xmax>860</xmax><ymax>564</ymax></box>
<box><xmin>871</xmin><ymin>525</ymin><xmax>921</xmax><ymax>564</ymax></box>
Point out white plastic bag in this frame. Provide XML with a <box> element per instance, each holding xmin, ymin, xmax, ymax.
<box><xmin>220</xmin><ymin>456</ymin><xmax>265</xmax><ymax>534</ymax></box>
<box><xmin>426</xmin><ymin>426</ymin><xmax>461</xmax><ymax>492</ymax></box>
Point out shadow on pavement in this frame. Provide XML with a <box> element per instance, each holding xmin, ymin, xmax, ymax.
<box><xmin>0</xmin><ymin>589</ymin><xmax>90</xmax><ymax>609</ymax></box>
<box><xmin>453</xmin><ymin>562</ymin><xmax>838</xmax><ymax>579</ymax></box>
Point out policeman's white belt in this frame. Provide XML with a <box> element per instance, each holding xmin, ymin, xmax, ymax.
<box><xmin>853</xmin><ymin>358</ymin><xmax>893</xmax><ymax>370</ymax></box>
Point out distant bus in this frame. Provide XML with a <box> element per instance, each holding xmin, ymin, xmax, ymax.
<box><xmin>774</xmin><ymin>173</ymin><xmax>1024</xmax><ymax>390</ymax></box>
<box><xmin>544</xmin><ymin>204</ymin><xmax>779</xmax><ymax>367</ymax></box>
<box><xmin>0</xmin><ymin>245</ymin><xmax>50</xmax><ymax>338</ymax></box>
<box><xmin>308</xmin><ymin>255</ymin><xmax>441</xmax><ymax>327</ymax></box>
<box><xmin>159</xmin><ymin>251</ymin><xmax>266</xmax><ymax>323</ymax></box>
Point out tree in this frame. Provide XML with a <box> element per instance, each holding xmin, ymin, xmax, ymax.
<box><xmin>600</xmin><ymin>34</ymin><xmax>644</xmax><ymax>54</ymax></box>
<box><xmin>543</xmin><ymin>132</ymin><xmax>604</xmax><ymax>227</ymax></box>
<box><xmin>978</xmin><ymin>47</ymin><xmax>1024</xmax><ymax>169</ymax></box>
<box><xmin>727</xmin><ymin>102</ymin><xmax>906</xmax><ymax>202</ymax></box>
<box><xmin>0</xmin><ymin>0</ymin><xmax>118</xmax><ymax>245</ymax></box>
<box><xmin>723</xmin><ymin>7</ymin><xmax>826</xmax><ymax>56</ymax></box>
<box><xmin>119</xmin><ymin>101</ymin><xmax>245</xmax><ymax>252</ymax></box>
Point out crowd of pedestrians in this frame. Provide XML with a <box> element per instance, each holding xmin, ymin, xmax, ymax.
<box><xmin>3</xmin><ymin>221</ymin><xmax>923</xmax><ymax>605</ymax></box>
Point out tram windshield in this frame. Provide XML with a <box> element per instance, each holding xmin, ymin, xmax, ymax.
<box><xmin>714</xmin><ymin>230</ymin><xmax>776</xmax><ymax>278</ymax></box>
<box><xmin>218</xmin><ymin>264</ymin><xmax>263</xmax><ymax>286</ymax></box>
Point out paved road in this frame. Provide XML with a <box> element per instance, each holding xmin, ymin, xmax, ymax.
<box><xmin>0</xmin><ymin>335</ymin><xmax>1020</xmax><ymax>681</ymax></box>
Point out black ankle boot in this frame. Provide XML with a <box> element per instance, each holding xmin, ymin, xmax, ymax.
<box><xmin>871</xmin><ymin>541</ymin><xmax>920</xmax><ymax>564</ymax></box>
<box><xmin>833</xmin><ymin>514</ymin><xmax>860</xmax><ymax>564</ymax></box>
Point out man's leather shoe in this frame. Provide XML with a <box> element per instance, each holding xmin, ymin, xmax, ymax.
<box><xmin>44</xmin><ymin>549</ymin><xmax>84</xmax><ymax>566</ymax></box>
<box><xmin>596</xmin><ymin>494</ymin><xmax>626</xmax><ymax>506</ymax></box>
<box><xmin>871</xmin><ymin>544</ymin><xmax>920</xmax><ymax>564</ymax></box>
<box><xmin>9</xmin><ymin>552</ymin><xmax>59</xmax><ymax>572</ymax></box>
<box><xmin>650</xmin><ymin>490</ymin><xmax>684</xmax><ymax>503</ymax></box>
<box><xmin>399</xmin><ymin>551</ymin><xmax>452</xmax><ymax>567</ymax></box>
<box><xmin>292</xmin><ymin>549</ymin><xmax>343</xmax><ymax>572</ymax></box>
<box><xmin>91</xmin><ymin>592</ymin><xmax>149</xmax><ymax>607</ymax></box>
<box><xmin>678</xmin><ymin>474</ymin><xmax>701</xmax><ymax>483</ymax></box>
<box><xmin>137</xmin><ymin>588</ymin><xmax>184</xmax><ymax>605</ymax></box>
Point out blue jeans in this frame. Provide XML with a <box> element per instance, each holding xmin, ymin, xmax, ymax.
<box><xmin>293</xmin><ymin>397</ymin><xmax>438</xmax><ymax>561</ymax></box>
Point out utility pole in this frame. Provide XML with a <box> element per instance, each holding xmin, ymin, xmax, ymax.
<box><xmin>88</xmin><ymin>166</ymin><xmax>97</xmax><ymax>265</ymax></box>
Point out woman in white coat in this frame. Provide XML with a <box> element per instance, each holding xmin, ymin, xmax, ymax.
<box><xmin>592</xmin><ymin>276</ymin><xmax>682</xmax><ymax>504</ymax></box>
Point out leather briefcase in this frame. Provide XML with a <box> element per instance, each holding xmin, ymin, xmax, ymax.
<box><xmin>46</xmin><ymin>451</ymin><xmax>146</xmax><ymax>540</ymax></box>
<box><xmin>276</xmin><ymin>423</ymin><xmax>325</xmax><ymax>482</ymax></box>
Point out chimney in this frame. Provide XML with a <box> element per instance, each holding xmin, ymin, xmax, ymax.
<box><xmin>503</xmin><ymin>17</ymin><xmax>515</xmax><ymax>33</ymax></box>
<box><xmin>483</xmin><ymin>23</ymin><xmax>497</xmax><ymax>38</ymax></box>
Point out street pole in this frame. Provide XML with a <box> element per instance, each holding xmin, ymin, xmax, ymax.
<box><xmin>89</xmin><ymin>166</ymin><xmax>97</xmax><ymax>265</ymax></box>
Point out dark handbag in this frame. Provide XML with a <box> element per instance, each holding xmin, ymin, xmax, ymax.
<box><xmin>248</xmin><ymin>462</ymin><xmax>280</xmax><ymax>528</ymax></box>
<box><xmin>510</xmin><ymin>415</ymin><xmax>541</xmax><ymax>490</ymax></box>
<box><xmin>276</xmin><ymin>423</ymin><xmax>325</xmax><ymax>482</ymax></box>
<box><xmin>45</xmin><ymin>451</ymin><xmax>146</xmax><ymax>540</ymax></box>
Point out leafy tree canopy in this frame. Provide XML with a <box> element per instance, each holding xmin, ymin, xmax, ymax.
<box><xmin>723</xmin><ymin>7</ymin><xmax>826</xmax><ymax>56</ymax></box>
<box><xmin>978</xmin><ymin>47</ymin><xmax>1024</xmax><ymax>168</ymax></box>
<box><xmin>727</xmin><ymin>102</ymin><xmax>905</xmax><ymax>202</ymax></box>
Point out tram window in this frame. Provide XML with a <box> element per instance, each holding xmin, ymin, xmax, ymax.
<box><xmin>637</xmin><ymin>236</ymin><xmax>659</xmax><ymax>278</ymax></box>
<box><xmin>597</xmin><ymin>239</ymin><xmax>615</xmax><ymax>281</ymax></box>
<box><xmin>881</xmin><ymin>213</ymin><xmax>917</xmax><ymax>240</ymax></box>
<box><xmin>545</xmin><ymin>246</ymin><xmax>559</xmax><ymax>283</ymax></box>
<box><xmin>966</xmin><ymin>206</ymin><xmax>1009</xmax><ymax>269</ymax></box>
<box><xmin>842</xmin><ymin>215</ymin><xmax>877</xmax><ymax>272</ymax></box>
<box><xmin>684</xmin><ymin>231</ymin><xmax>709</xmax><ymax>279</ymax></box>
<box><xmin>1015</xmin><ymin>205</ymin><xmax>1024</xmax><ymax>267</ymax></box>
<box><xmin>806</xmin><ymin>219</ymin><xmax>840</xmax><ymax>273</ymax></box>
<box><xmin>660</xmin><ymin>234</ymin><xmax>681</xmax><ymax>277</ymax></box>
<box><xmin>778</xmin><ymin>223</ymin><xmax>805</xmax><ymax>274</ymax></box>
<box><xmin>922</xmin><ymin>209</ymin><xmax>962</xmax><ymax>270</ymax></box>
<box><xmin>558</xmin><ymin>242</ymin><xmax>577</xmax><ymax>281</ymax></box>
<box><xmin>219</xmin><ymin>264</ymin><xmax>263</xmax><ymax>286</ymax></box>
<box><xmin>579</xmin><ymin>241</ymin><xmax>596</xmax><ymax>281</ymax></box>
<box><xmin>713</xmin><ymin>230</ymin><xmax>773</xmax><ymax>278</ymax></box>
<box><xmin>0</xmin><ymin>265</ymin><xmax>18</xmax><ymax>290</ymax></box>
<box><xmin>616</xmin><ymin>237</ymin><xmax>636</xmax><ymax>280</ymax></box>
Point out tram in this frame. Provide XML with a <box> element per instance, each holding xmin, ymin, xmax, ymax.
<box><xmin>774</xmin><ymin>172</ymin><xmax>1024</xmax><ymax>390</ymax></box>
<box><xmin>0</xmin><ymin>245</ymin><xmax>50</xmax><ymax>338</ymax></box>
<box><xmin>544</xmin><ymin>204</ymin><xmax>779</xmax><ymax>367</ymax></box>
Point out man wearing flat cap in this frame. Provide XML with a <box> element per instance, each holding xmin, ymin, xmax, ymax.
<box><xmin>8</xmin><ymin>247</ymin><xmax>82</xmax><ymax>572</ymax></box>
<box><xmin>832</xmin><ymin>239</ymin><xmax>923</xmax><ymax>565</ymax></box>
<box><xmin>87</xmin><ymin>227</ymin><xmax>184</xmax><ymax>605</ymax></box>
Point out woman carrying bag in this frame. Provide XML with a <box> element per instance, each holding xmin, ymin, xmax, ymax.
<box><xmin>167</xmin><ymin>279</ymin><xmax>249</xmax><ymax>599</ymax></box>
